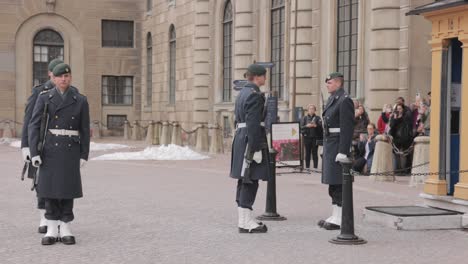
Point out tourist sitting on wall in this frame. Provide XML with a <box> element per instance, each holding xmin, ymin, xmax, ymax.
<box><xmin>416</xmin><ymin>103</ymin><xmax>430</xmax><ymax>136</ymax></box>
<box><xmin>352</xmin><ymin>123</ymin><xmax>377</xmax><ymax>174</ymax></box>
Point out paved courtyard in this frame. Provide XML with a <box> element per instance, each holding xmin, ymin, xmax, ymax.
<box><xmin>1</xmin><ymin>139</ymin><xmax>467</xmax><ymax>264</ymax></box>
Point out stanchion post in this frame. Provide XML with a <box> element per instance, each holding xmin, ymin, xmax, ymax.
<box><xmin>330</xmin><ymin>158</ymin><xmax>366</xmax><ymax>245</ymax></box>
<box><xmin>257</xmin><ymin>149</ymin><xmax>287</xmax><ymax>221</ymax></box>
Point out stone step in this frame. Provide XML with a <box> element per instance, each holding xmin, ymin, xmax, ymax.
<box><xmin>362</xmin><ymin>206</ymin><xmax>463</xmax><ymax>230</ymax></box>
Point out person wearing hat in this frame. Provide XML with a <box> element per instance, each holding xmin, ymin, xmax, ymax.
<box><xmin>29</xmin><ymin>63</ymin><xmax>90</xmax><ymax>245</ymax></box>
<box><xmin>317</xmin><ymin>72</ymin><xmax>354</xmax><ymax>230</ymax></box>
<box><xmin>20</xmin><ymin>58</ymin><xmax>63</xmax><ymax>234</ymax></box>
<box><xmin>230</xmin><ymin>64</ymin><xmax>269</xmax><ymax>233</ymax></box>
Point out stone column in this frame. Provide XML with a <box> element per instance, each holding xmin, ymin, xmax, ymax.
<box><xmin>410</xmin><ymin>136</ymin><xmax>430</xmax><ymax>187</ymax></box>
<box><xmin>193</xmin><ymin>0</ymin><xmax>211</xmax><ymax>125</ymax></box>
<box><xmin>233</xmin><ymin>0</ymin><xmax>254</xmax><ymax>80</ymax></box>
<box><xmin>195</xmin><ymin>124</ymin><xmax>209</xmax><ymax>152</ymax></box>
<box><xmin>290</xmin><ymin>0</ymin><xmax>315</xmax><ymax>117</ymax></box>
<box><xmin>2</xmin><ymin>121</ymin><xmax>13</xmax><ymax>138</ymax></box>
<box><xmin>160</xmin><ymin>121</ymin><xmax>169</xmax><ymax>145</ymax></box>
<box><xmin>91</xmin><ymin>120</ymin><xmax>101</xmax><ymax>139</ymax></box>
<box><xmin>209</xmin><ymin>124</ymin><xmax>223</xmax><ymax>154</ymax></box>
<box><xmin>146</xmin><ymin>121</ymin><xmax>154</xmax><ymax>145</ymax></box>
<box><xmin>368</xmin><ymin>1</ymin><xmax>401</xmax><ymax>119</ymax></box>
<box><xmin>370</xmin><ymin>135</ymin><xmax>395</xmax><ymax>182</ymax></box>
<box><xmin>131</xmin><ymin>121</ymin><xmax>140</xmax><ymax>141</ymax></box>
<box><xmin>123</xmin><ymin>120</ymin><xmax>131</xmax><ymax>140</ymax></box>
<box><xmin>424</xmin><ymin>39</ymin><xmax>448</xmax><ymax>196</ymax></box>
<box><xmin>171</xmin><ymin>122</ymin><xmax>182</xmax><ymax>146</ymax></box>
<box><xmin>454</xmin><ymin>37</ymin><xmax>468</xmax><ymax>200</ymax></box>
<box><xmin>153</xmin><ymin>122</ymin><xmax>161</xmax><ymax>145</ymax></box>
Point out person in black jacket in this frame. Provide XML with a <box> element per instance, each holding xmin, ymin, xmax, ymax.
<box><xmin>29</xmin><ymin>64</ymin><xmax>90</xmax><ymax>245</ymax></box>
<box><xmin>389</xmin><ymin>103</ymin><xmax>414</xmax><ymax>173</ymax></box>
<box><xmin>230</xmin><ymin>64</ymin><xmax>269</xmax><ymax>234</ymax></box>
<box><xmin>20</xmin><ymin>58</ymin><xmax>63</xmax><ymax>234</ymax></box>
<box><xmin>301</xmin><ymin>104</ymin><xmax>322</xmax><ymax>169</ymax></box>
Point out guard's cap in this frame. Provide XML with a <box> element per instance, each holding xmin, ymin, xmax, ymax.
<box><xmin>244</xmin><ymin>64</ymin><xmax>267</xmax><ymax>78</ymax></box>
<box><xmin>48</xmin><ymin>58</ymin><xmax>64</xmax><ymax>72</ymax></box>
<box><xmin>52</xmin><ymin>63</ymin><xmax>71</xmax><ymax>76</ymax></box>
<box><xmin>325</xmin><ymin>72</ymin><xmax>344</xmax><ymax>83</ymax></box>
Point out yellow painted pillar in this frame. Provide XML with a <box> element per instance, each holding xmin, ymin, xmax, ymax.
<box><xmin>454</xmin><ymin>36</ymin><xmax>468</xmax><ymax>200</ymax></box>
<box><xmin>424</xmin><ymin>39</ymin><xmax>448</xmax><ymax>196</ymax></box>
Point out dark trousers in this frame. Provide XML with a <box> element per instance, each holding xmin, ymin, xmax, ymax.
<box><xmin>328</xmin><ymin>184</ymin><xmax>342</xmax><ymax>207</ymax></box>
<box><xmin>37</xmin><ymin>197</ymin><xmax>45</xmax><ymax>209</ymax></box>
<box><xmin>44</xmin><ymin>198</ymin><xmax>74</xmax><ymax>222</ymax></box>
<box><xmin>304</xmin><ymin>137</ymin><xmax>319</xmax><ymax>168</ymax></box>
<box><xmin>235</xmin><ymin>179</ymin><xmax>259</xmax><ymax>210</ymax></box>
<box><xmin>352</xmin><ymin>157</ymin><xmax>367</xmax><ymax>173</ymax></box>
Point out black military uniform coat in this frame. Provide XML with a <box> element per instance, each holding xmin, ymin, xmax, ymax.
<box><xmin>230</xmin><ymin>83</ymin><xmax>270</xmax><ymax>181</ymax></box>
<box><xmin>322</xmin><ymin>88</ymin><xmax>355</xmax><ymax>185</ymax></box>
<box><xmin>21</xmin><ymin>80</ymin><xmax>54</xmax><ymax>179</ymax></box>
<box><xmin>28</xmin><ymin>87</ymin><xmax>90</xmax><ymax>199</ymax></box>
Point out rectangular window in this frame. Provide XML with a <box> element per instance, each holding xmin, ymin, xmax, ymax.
<box><xmin>271</xmin><ymin>0</ymin><xmax>285</xmax><ymax>99</ymax></box>
<box><xmin>147</xmin><ymin>46</ymin><xmax>153</xmax><ymax>106</ymax></box>
<box><xmin>107</xmin><ymin>115</ymin><xmax>127</xmax><ymax>131</ymax></box>
<box><xmin>102</xmin><ymin>20</ymin><xmax>134</xmax><ymax>48</ymax></box>
<box><xmin>102</xmin><ymin>76</ymin><xmax>133</xmax><ymax>106</ymax></box>
<box><xmin>222</xmin><ymin>20</ymin><xmax>233</xmax><ymax>102</ymax></box>
<box><xmin>169</xmin><ymin>40</ymin><xmax>176</xmax><ymax>104</ymax></box>
<box><xmin>337</xmin><ymin>0</ymin><xmax>359</xmax><ymax>97</ymax></box>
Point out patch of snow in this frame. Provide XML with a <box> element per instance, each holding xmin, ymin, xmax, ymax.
<box><xmin>92</xmin><ymin>144</ymin><xmax>209</xmax><ymax>161</ymax></box>
<box><xmin>0</xmin><ymin>138</ymin><xmax>21</xmax><ymax>147</ymax></box>
<box><xmin>90</xmin><ymin>142</ymin><xmax>130</xmax><ymax>151</ymax></box>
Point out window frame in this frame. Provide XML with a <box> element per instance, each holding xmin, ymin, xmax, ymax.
<box><xmin>101</xmin><ymin>20</ymin><xmax>135</xmax><ymax>48</ymax></box>
<box><xmin>270</xmin><ymin>0</ymin><xmax>286</xmax><ymax>99</ymax></box>
<box><xmin>146</xmin><ymin>33</ymin><xmax>153</xmax><ymax>107</ymax></box>
<box><xmin>222</xmin><ymin>0</ymin><xmax>233</xmax><ymax>102</ymax></box>
<box><xmin>168</xmin><ymin>25</ymin><xmax>176</xmax><ymax>105</ymax></box>
<box><xmin>336</xmin><ymin>0</ymin><xmax>359</xmax><ymax>97</ymax></box>
<box><xmin>32</xmin><ymin>29</ymin><xmax>64</xmax><ymax>86</ymax></box>
<box><xmin>101</xmin><ymin>75</ymin><xmax>134</xmax><ymax>106</ymax></box>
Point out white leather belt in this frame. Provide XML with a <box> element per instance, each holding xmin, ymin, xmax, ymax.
<box><xmin>329</xmin><ymin>128</ymin><xmax>340</xmax><ymax>133</ymax></box>
<box><xmin>49</xmin><ymin>129</ymin><xmax>79</xmax><ymax>136</ymax></box>
<box><xmin>237</xmin><ymin>122</ymin><xmax>265</xmax><ymax>129</ymax></box>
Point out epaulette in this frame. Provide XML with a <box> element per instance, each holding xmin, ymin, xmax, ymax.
<box><xmin>250</xmin><ymin>88</ymin><xmax>258</xmax><ymax>94</ymax></box>
<box><xmin>39</xmin><ymin>89</ymin><xmax>50</xmax><ymax>95</ymax></box>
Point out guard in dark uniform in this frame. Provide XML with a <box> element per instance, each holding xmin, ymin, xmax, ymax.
<box><xmin>29</xmin><ymin>63</ymin><xmax>90</xmax><ymax>245</ymax></box>
<box><xmin>230</xmin><ymin>64</ymin><xmax>269</xmax><ymax>233</ymax></box>
<box><xmin>318</xmin><ymin>72</ymin><xmax>354</xmax><ymax>230</ymax></box>
<box><xmin>21</xmin><ymin>58</ymin><xmax>63</xmax><ymax>234</ymax></box>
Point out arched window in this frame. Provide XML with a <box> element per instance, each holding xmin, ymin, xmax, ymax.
<box><xmin>146</xmin><ymin>33</ymin><xmax>153</xmax><ymax>107</ymax></box>
<box><xmin>271</xmin><ymin>0</ymin><xmax>285</xmax><ymax>99</ymax></box>
<box><xmin>337</xmin><ymin>0</ymin><xmax>359</xmax><ymax>97</ymax></box>
<box><xmin>169</xmin><ymin>25</ymin><xmax>176</xmax><ymax>104</ymax></box>
<box><xmin>222</xmin><ymin>0</ymin><xmax>233</xmax><ymax>102</ymax></box>
<box><xmin>33</xmin><ymin>29</ymin><xmax>64</xmax><ymax>85</ymax></box>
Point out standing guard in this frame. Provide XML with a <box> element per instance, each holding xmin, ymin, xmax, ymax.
<box><xmin>29</xmin><ymin>63</ymin><xmax>90</xmax><ymax>245</ymax></box>
<box><xmin>20</xmin><ymin>58</ymin><xmax>63</xmax><ymax>234</ymax></box>
<box><xmin>230</xmin><ymin>64</ymin><xmax>270</xmax><ymax>233</ymax></box>
<box><xmin>318</xmin><ymin>72</ymin><xmax>355</xmax><ymax>230</ymax></box>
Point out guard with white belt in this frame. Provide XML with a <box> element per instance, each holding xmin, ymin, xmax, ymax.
<box><xmin>318</xmin><ymin>72</ymin><xmax>355</xmax><ymax>230</ymax></box>
<box><xmin>230</xmin><ymin>64</ymin><xmax>270</xmax><ymax>233</ymax></box>
<box><xmin>28</xmin><ymin>63</ymin><xmax>90</xmax><ymax>245</ymax></box>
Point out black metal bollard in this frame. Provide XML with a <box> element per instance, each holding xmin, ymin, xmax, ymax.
<box><xmin>257</xmin><ymin>149</ymin><xmax>287</xmax><ymax>221</ymax></box>
<box><xmin>329</xmin><ymin>158</ymin><xmax>366</xmax><ymax>245</ymax></box>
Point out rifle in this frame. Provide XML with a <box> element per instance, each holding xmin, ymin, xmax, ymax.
<box><xmin>32</xmin><ymin>103</ymin><xmax>49</xmax><ymax>191</ymax></box>
<box><xmin>241</xmin><ymin>144</ymin><xmax>254</xmax><ymax>184</ymax></box>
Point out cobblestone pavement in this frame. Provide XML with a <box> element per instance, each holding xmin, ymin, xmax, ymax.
<box><xmin>1</xmin><ymin>139</ymin><xmax>467</xmax><ymax>264</ymax></box>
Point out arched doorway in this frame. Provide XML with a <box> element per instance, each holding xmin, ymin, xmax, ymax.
<box><xmin>32</xmin><ymin>29</ymin><xmax>64</xmax><ymax>86</ymax></box>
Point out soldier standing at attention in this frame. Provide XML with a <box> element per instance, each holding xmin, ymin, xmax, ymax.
<box><xmin>230</xmin><ymin>64</ymin><xmax>269</xmax><ymax>233</ymax></box>
<box><xmin>20</xmin><ymin>58</ymin><xmax>63</xmax><ymax>234</ymax></box>
<box><xmin>317</xmin><ymin>72</ymin><xmax>354</xmax><ymax>230</ymax></box>
<box><xmin>29</xmin><ymin>63</ymin><xmax>90</xmax><ymax>245</ymax></box>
